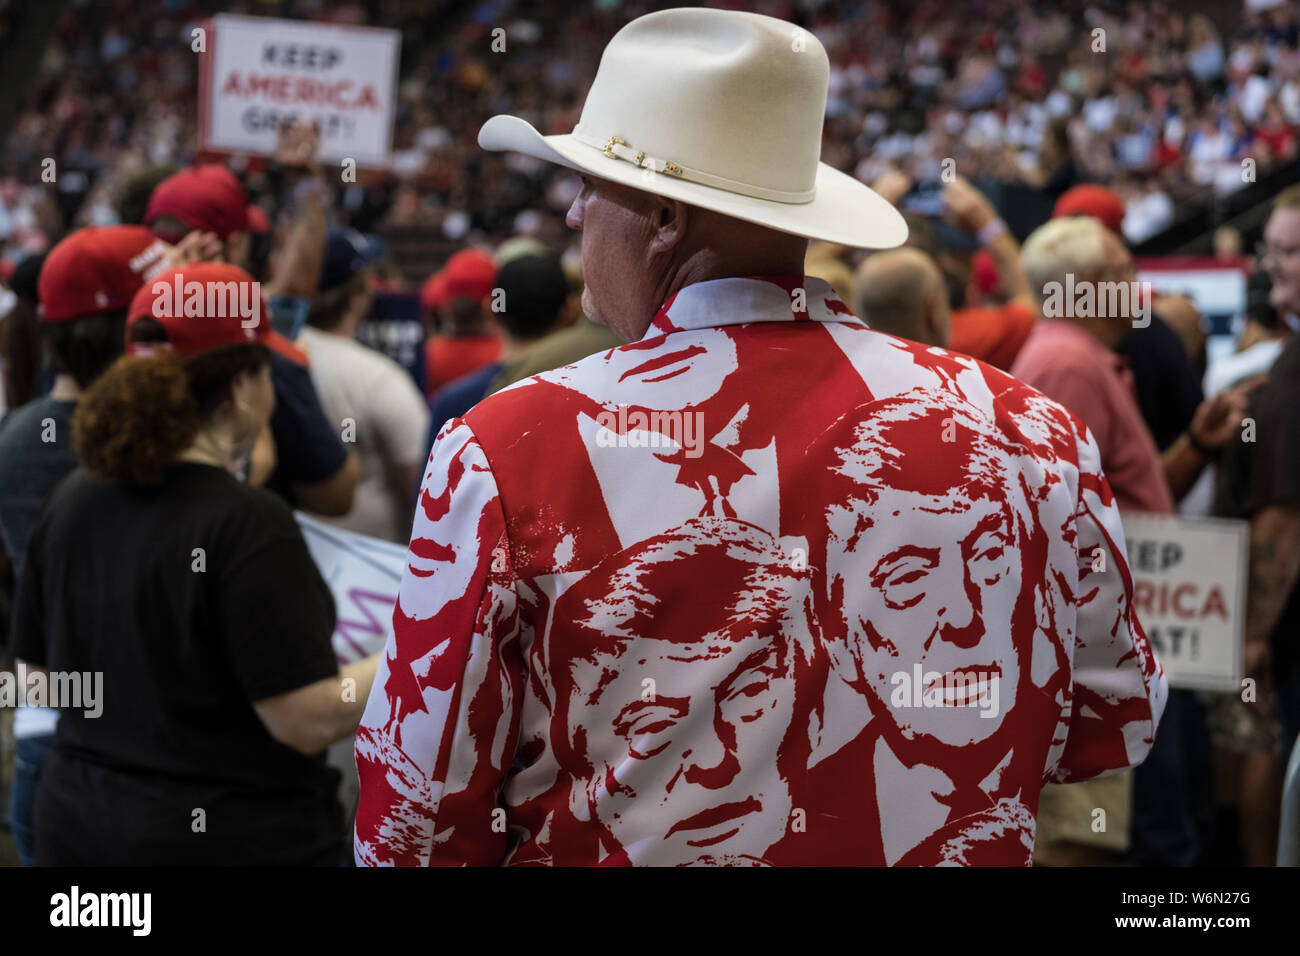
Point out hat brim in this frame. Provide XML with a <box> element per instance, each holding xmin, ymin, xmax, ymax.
<box><xmin>263</xmin><ymin>330</ymin><xmax>309</xmax><ymax>366</ymax></box>
<box><xmin>478</xmin><ymin>114</ymin><xmax>908</xmax><ymax>249</ymax></box>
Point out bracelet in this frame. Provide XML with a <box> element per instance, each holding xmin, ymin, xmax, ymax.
<box><xmin>1187</xmin><ymin>430</ymin><xmax>1217</xmax><ymax>459</ymax></box>
<box><xmin>977</xmin><ymin>218</ymin><xmax>1007</xmax><ymax>245</ymax></box>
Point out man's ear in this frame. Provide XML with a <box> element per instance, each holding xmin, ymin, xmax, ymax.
<box><xmin>227</xmin><ymin>368</ymin><xmax>263</xmax><ymax>416</ymax></box>
<box><xmin>647</xmin><ymin>197</ymin><xmax>691</xmax><ymax>256</ymax></box>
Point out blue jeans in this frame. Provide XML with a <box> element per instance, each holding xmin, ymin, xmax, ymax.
<box><xmin>9</xmin><ymin>733</ymin><xmax>56</xmax><ymax>867</ymax></box>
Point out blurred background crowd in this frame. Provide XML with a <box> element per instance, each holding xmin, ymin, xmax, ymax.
<box><xmin>4</xmin><ymin>0</ymin><xmax>1300</xmax><ymax>258</ymax></box>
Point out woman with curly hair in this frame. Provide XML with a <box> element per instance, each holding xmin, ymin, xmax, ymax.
<box><xmin>9</xmin><ymin>263</ymin><xmax>380</xmax><ymax>865</ymax></box>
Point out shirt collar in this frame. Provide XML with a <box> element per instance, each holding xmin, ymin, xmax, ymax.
<box><xmin>642</xmin><ymin>275</ymin><xmax>863</xmax><ymax>340</ymax></box>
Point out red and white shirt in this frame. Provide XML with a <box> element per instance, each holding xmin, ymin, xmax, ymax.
<box><xmin>354</xmin><ymin>275</ymin><xmax>1167</xmax><ymax>866</ymax></box>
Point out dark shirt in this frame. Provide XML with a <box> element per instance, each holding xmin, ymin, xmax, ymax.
<box><xmin>1116</xmin><ymin>312</ymin><xmax>1203</xmax><ymax>452</ymax></box>
<box><xmin>1215</xmin><ymin>331</ymin><xmax>1300</xmax><ymax>670</ymax></box>
<box><xmin>266</xmin><ymin>353</ymin><xmax>349</xmax><ymax>507</ymax></box>
<box><xmin>429</xmin><ymin>361</ymin><xmax>503</xmax><ymax>436</ymax></box>
<box><xmin>0</xmin><ymin>397</ymin><xmax>79</xmax><ymax>580</ymax></box>
<box><xmin>418</xmin><ymin>362</ymin><xmax>505</xmax><ymax>503</ymax></box>
<box><xmin>11</xmin><ymin>463</ymin><xmax>342</xmax><ymax>864</ymax></box>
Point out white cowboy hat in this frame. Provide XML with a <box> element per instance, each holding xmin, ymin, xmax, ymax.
<box><xmin>478</xmin><ymin>7</ymin><xmax>908</xmax><ymax>249</ymax></box>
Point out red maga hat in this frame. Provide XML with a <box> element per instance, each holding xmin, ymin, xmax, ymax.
<box><xmin>126</xmin><ymin>262</ymin><xmax>305</xmax><ymax>364</ymax></box>
<box><xmin>1052</xmin><ymin>185</ymin><xmax>1126</xmax><ymax>237</ymax></box>
<box><xmin>246</xmin><ymin>204</ymin><xmax>271</xmax><ymax>235</ymax></box>
<box><xmin>38</xmin><ymin>225</ymin><xmax>172</xmax><ymax>322</ymax></box>
<box><xmin>145</xmin><ymin>165</ymin><xmax>251</xmax><ymax>241</ymax></box>
<box><xmin>421</xmin><ymin>248</ymin><xmax>497</xmax><ymax>311</ymax></box>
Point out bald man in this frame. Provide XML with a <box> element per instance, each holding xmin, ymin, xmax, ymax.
<box><xmin>851</xmin><ymin>248</ymin><xmax>951</xmax><ymax>348</ymax></box>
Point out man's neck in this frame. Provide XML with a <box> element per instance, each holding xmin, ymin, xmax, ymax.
<box><xmin>49</xmin><ymin>374</ymin><xmax>81</xmax><ymax>402</ymax></box>
<box><xmin>323</xmin><ymin>310</ymin><xmax>364</xmax><ymax>339</ymax></box>
<box><xmin>651</xmin><ymin>251</ymin><xmax>807</xmax><ymax>320</ymax></box>
<box><xmin>499</xmin><ymin>336</ymin><xmax>527</xmax><ymax>362</ymax></box>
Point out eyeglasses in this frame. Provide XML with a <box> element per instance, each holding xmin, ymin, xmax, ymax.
<box><xmin>1255</xmin><ymin>241</ymin><xmax>1300</xmax><ymax>266</ymax></box>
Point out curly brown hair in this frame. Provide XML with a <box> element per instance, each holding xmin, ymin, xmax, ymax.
<box><xmin>74</xmin><ymin>354</ymin><xmax>200</xmax><ymax>487</ymax></box>
<box><xmin>73</xmin><ymin>340</ymin><xmax>270</xmax><ymax>486</ymax></box>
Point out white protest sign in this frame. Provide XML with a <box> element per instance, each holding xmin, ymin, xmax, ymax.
<box><xmin>1121</xmin><ymin>512</ymin><xmax>1248</xmax><ymax>693</ymax></box>
<box><xmin>294</xmin><ymin>513</ymin><xmax>407</xmax><ymax>665</ymax></box>
<box><xmin>200</xmin><ymin>14</ymin><xmax>400</xmax><ymax>167</ymax></box>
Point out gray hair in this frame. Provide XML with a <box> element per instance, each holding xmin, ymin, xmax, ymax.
<box><xmin>1021</xmin><ymin>217</ymin><xmax>1110</xmax><ymax>306</ymax></box>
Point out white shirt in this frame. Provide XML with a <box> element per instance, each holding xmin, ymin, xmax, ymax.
<box><xmin>297</xmin><ymin>326</ymin><xmax>430</xmax><ymax>542</ymax></box>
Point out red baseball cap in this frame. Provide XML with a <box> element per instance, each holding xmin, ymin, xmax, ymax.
<box><xmin>145</xmin><ymin>165</ymin><xmax>250</xmax><ymax>241</ymax></box>
<box><xmin>38</xmin><ymin>225</ymin><xmax>172</xmax><ymax>322</ymax></box>
<box><xmin>246</xmin><ymin>204</ymin><xmax>271</xmax><ymax>235</ymax></box>
<box><xmin>126</xmin><ymin>262</ymin><xmax>305</xmax><ymax>363</ymax></box>
<box><xmin>1052</xmin><ymin>185</ymin><xmax>1126</xmax><ymax>236</ymax></box>
<box><xmin>421</xmin><ymin>248</ymin><xmax>497</xmax><ymax>311</ymax></box>
<box><xmin>420</xmin><ymin>272</ymin><xmax>447</xmax><ymax>313</ymax></box>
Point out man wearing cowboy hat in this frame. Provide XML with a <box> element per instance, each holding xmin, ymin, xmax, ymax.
<box><xmin>354</xmin><ymin>7</ymin><xmax>1166</xmax><ymax>866</ymax></box>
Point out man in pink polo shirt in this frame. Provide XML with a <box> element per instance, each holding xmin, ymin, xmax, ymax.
<box><xmin>1012</xmin><ymin>223</ymin><xmax>1173</xmax><ymax>515</ymax></box>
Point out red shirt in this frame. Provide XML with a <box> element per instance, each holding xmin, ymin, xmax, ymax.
<box><xmin>1256</xmin><ymin>125</ymin><xmax>1296</xmax><ymax>160</ymax></box>
<box><xmin>949</xmin><ymin>300</ymin><xmax>1036</xmax><ymax>371</ymax></box>
<box><xmin>1011</xmin><ymin>319</ymin><xmax>1174</xmax><ymax>515</ymax></box>
<box><xmin>424</xmin><ymin>334</ymin><xmax>502</xmax><ymax>398</ymax></box>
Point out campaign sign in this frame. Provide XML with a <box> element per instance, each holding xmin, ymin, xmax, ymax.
<box><xmin>294</xmin><ymin>512</ymin><xmax>407</xmax><ymax>665</ymax></box>
<box><xmin>200</xmin><ymin>14</ymin><xmax>400</xmax><ymax>167</ymax></box>
<box><xmin>1121</xmin><ymin>512</ymin><xmax>1248</xmax><ymax>692</ymax></box>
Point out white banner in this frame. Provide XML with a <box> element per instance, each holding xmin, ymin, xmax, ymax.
<box><xmin>1120</xmin><ymin>512</ymin><xmax>1248</xmax><ymax>693</ymax></box>
<box><xmin>295</xmin><ymin>513</ymin><xmax>406</xmax><ymax>665</ymax></box>
<box><xmin>200</xmin><ymin>14</ymin><xmax>400</xmax><ymax>167</ymax></box>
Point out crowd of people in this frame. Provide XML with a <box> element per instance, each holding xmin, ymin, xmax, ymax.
<box><xmin>0</xmin><ymin>0</ymin><xmax>1297</xmax><ymax>867</ymax></box>
<box><xmin>6</xmin><ymin>0</ymin><xmax>1300</xmax><ymax>268</ymax></box>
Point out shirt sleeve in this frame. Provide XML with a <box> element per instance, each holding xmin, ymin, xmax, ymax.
<box><xmin>1254</xmin><ymin>379</ymin><xmax>1300</xmax><ymax>509</ymax></box>
<box><xmin>268</xmin><ymin>355</ymin><xmax>349</xmax><ymax>491</ymax></box>
<box><xmin>1028</xmin><ymin>362</ymin><xmax>1116</xmax><ymax>457</ymax></box>
<box><xmin>220</xmin><ymin>500</ymin><xmax>340</xmax><ymax>702</ymax></box>
<box><xmin>354</xmin><ymin>418</ymin><xmax>523</xmax><ymax>866</ymax></box>
<box><xmin>1046</xmin><ymin>423</ymin><xmax>1168</xmax><ymax>784</ymax></box>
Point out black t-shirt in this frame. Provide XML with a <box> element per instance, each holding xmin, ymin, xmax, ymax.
<box><xmin>266</xmin><ymin>353</ymin><xmax>349</xmax><ymax>507</ymax></box>
<box><xmin>11</xmin><ymin>463</ymin><xmax>343</xmax><ymax>864</ymax></box>
<box><xmin>1116</xmin><ymin>312</ymin><xmax>1204</xmax><ymax>452</ymax></box>
<box><xmin>1215</xmin><ymin>331</ymin><xmax>1300</xmax><ymax>669</ymax></box>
